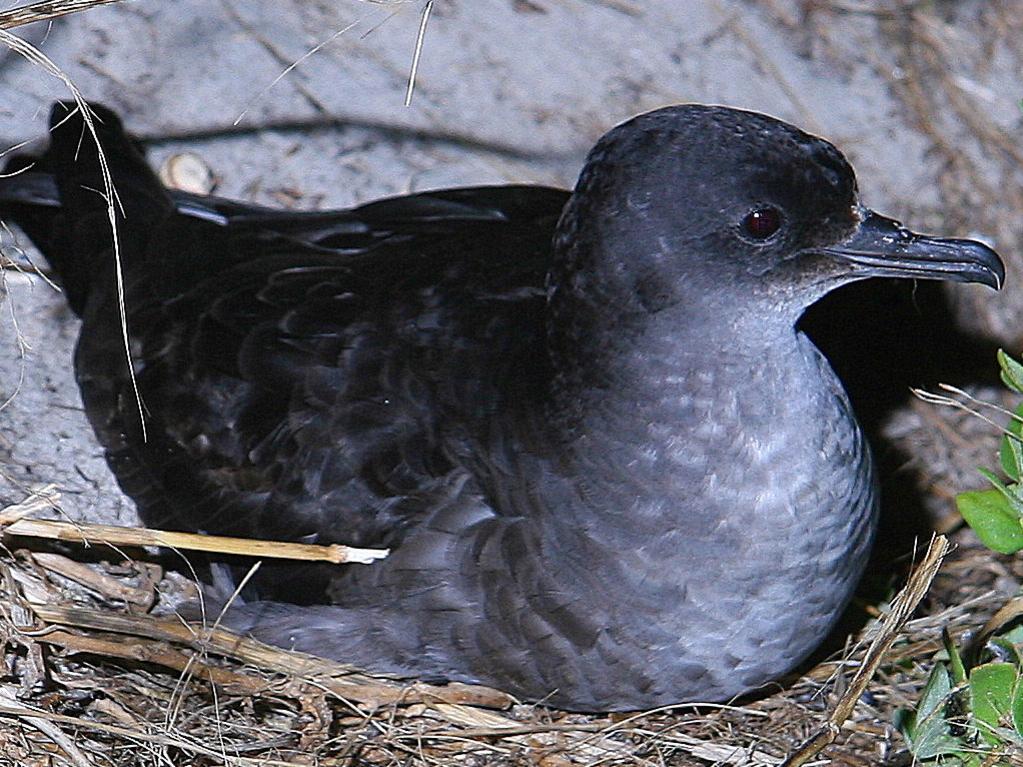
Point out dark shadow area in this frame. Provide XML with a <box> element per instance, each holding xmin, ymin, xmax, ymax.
<box><xmin>797</xmin><ymin>276</ymin><xmax>1002</xmax><ymax>663</ymax></box>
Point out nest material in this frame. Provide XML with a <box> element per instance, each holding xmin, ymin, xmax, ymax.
<box><xmin>0</xmin><ymin>485</ymin><xmax>1017</xmax><ymax>767</ymax></box>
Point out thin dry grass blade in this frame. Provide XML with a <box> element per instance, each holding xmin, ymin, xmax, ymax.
<box><xmin>0</xmin><ymin>27</ymin><xmax>145</xmax><ymax>438</ymax></box>
<box><xmin>29</xmin><ymin>603</ymin><xmax>514</xmax><ymax>709</ymax></box>
<box><xmin>2</xmin><ymin>516</ymin><xmax>389</xmax><ymax>565</ymax></box>
<box><xmin>781</xmin><ymin>534</ymin><xmax>950</xmax><ymax>767</ymax></box>
<box><xmin>0</xmin><ymin>0</ymin><xmax>124</xmax><ymax>31</ymax></box>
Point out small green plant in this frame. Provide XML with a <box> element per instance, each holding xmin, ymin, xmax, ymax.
<box><xmin>956</xmin><ymin>350</ymin><xmax>1023</xmax><ymax>554</ymax></box>
<box><xmin>897</xmin><ymin>350</ymin><xmax>1023</xmax><ymax>764</ymax></box>
<box><xmin>897</xmin><ymin>627</ymin><xmax>1023</xmax><ymax>765</ymax></box>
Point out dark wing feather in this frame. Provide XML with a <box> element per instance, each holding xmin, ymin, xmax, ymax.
<box><xmin>4</xmin><ymin>102</ymin><xmax>580</xmax><ymax>620</ymax></box>
<box><xmin>75</xmin><ymin>179</ymin><xmax>569</xmax><ymax>565</ymax></box>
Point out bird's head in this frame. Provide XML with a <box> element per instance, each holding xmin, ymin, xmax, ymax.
<box><xmin>549</xmin><ymin>104</ymin><xmax>1003</xmax><ymax>329</ymax></box>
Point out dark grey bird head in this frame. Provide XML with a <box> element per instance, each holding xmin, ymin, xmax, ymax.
<box><xmin>549</xmin><ymin>104</ymin><xmax>1003</xmax><ymax>335</ymax></box>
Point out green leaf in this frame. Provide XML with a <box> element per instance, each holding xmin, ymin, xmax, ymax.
<box><xmin>978</xmin><ymin>468</ymin><xmax>1015</xmax><ymax>500</ymax></box>
<box><xmin>998</xmin><ymin>349</ymin><xmax>1023</xmax><ymax>394</ymax></box>
<box><xmin>943</xmin><ymin>628</ymin><xmax>968</xmax><ymax>685</ymax></box>
<box><xmin>994</xmin><ymin>402</ymin><xmax>1023</xmax><ymax>480</ymax></box>
<box><xmin>957</xmin><ymin>489</ymin><xmax>1023</xmax><ymax>554</ymax></box>
<box><xmin>1002</xmin><ymin>624</ymin><xmax>1023</xmax><ymax>646</ymax></box>
<box><xmin>1000</xmin><ymin>441</ymin><xmax>1020</xmax><ymax>482</ymax></box>
<box><xmin>999</xmin><ymin>403</ymin><xmax>1023</xmax><ymax>482</ymax></box>
<box><xmin>1013</xmin><ymin>675</ymin><xmax>1023</xmax><ymax>736</ymax></box>
<box><xmin>901</xmin><ymin>663</ymin><xmax>965</xmax><ymax>760</ymax></box>
<box><xmin>970</xmin><ymin>662</ymin><xmax>1018</xmax><ymax>746</ymax></box>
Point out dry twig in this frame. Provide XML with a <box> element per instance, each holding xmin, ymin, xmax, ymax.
<box><xmin>2</xmin><ymin>516</ymin><xmax>389</xmax><ymax>565</ymax></box>
<box><xmin>0</xmin><ymin>0</ymin><xmax>124</xmax><ymax>31</ymax></box>
<box><xmin>782</xmin><ymin>535</ymin><xmax>950</xmax><ymax>767</ymax></box>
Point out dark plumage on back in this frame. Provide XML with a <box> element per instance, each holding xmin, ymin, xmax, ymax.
<box><xmin>0</xmin><ymin>103</ymin><xmax>1003</xmax><ymax>710</ymax></box>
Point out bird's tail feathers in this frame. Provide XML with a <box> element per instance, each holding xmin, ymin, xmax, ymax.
<box><xmin>0</xmin><ymin>102</ymin><xmax>172</xmax><ymax>315</ymax></box>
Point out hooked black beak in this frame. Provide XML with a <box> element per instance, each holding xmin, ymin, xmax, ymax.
<box><xmin>819</xmin><ymin>210</ymin><xmax>1005</xmax><ymax>290</ymax></box>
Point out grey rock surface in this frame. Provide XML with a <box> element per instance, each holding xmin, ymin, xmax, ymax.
<box><xmin>0</xmin><ymin>0</ymin><xmax>1017</xmax><ymax>526</ymax></box>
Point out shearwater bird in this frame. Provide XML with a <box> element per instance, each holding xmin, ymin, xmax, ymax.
<box><xmin>0</xmin><ymin>102</ymin><xmax>1003</xmax><ymax>711</ymax></box>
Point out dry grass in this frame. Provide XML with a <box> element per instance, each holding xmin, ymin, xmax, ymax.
<box><xmin>1</xmin><ymin>0</ymin><xmax>146</xmax><ymax>445</ymax></box>
<box><xmin>0</xmin><ymin>492</ymin><xmax>390</xmax><ymax>566</ymax></box>
<box><xmin>0</xmin><ymin>0</ymin><xmax>123</xmax><ymax>30</ymax></box>
<box><xmin>1</xmin><ymin>485</ymin><xmax>1015</xmax><ymax>767</ymax></box>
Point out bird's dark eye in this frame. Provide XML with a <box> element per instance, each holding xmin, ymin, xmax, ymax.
<box><xmin>741</xmin><ymin>206</ymin><xmax>782</xmax><ymax>240</ymax></box>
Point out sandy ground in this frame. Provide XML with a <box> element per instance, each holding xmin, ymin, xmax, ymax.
<box><xmin>0</xmin><ymin>0</ymin><xmax>1020</xmax><ymax>530</ymax></box>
